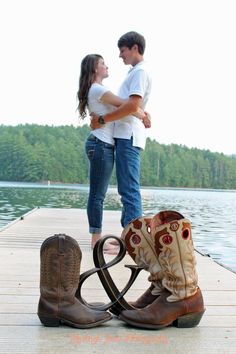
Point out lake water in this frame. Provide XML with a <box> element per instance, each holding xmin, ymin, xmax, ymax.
<box><xmin>0</xmin><ymin>181</ymin><xmax>236</xmax><ymax>273</ymax></box>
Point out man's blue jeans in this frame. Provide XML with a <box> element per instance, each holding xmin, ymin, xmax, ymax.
<box><xmin>85</xmin><ymin>134</ymin><xmax>114</xmax><ymax>234</ymax></box>
<box><xmin>115</xmin><ymin>137</ymin><xmax>142</xmax><ymax>228</ymax></box>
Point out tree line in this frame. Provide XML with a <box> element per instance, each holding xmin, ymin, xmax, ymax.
<box><xmin>0</xmin><ymin>124</ymin><xmax>236</xmax><ymax>189</ymax></box>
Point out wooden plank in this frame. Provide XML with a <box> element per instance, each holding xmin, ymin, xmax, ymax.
<box><xmin>0</xmin><ymin>325</ymin><xmax>235</xmax><ymax>354</ymax></box>
<box><xmin>0</xmin><ymin>313</ymin><xmax>236</xmax><ymax>328</ymax></box>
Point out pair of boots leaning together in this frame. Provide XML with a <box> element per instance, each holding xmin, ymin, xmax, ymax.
<box><xmin>37</xmin><ymin>210</ymin><xmax>205</xmax><ymax>329</ymax></box>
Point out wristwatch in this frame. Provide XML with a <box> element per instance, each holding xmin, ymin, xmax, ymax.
<box><xmin>98</xmin><ymin>115</ymin><xmax>106</xmax><ymax>125</ymax></box>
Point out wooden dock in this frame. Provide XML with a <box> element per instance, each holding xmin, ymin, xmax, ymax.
<box><xmin>0</xmin><ymin>208</ymin><xmax>236</xmax><ymax>353</ymax></box>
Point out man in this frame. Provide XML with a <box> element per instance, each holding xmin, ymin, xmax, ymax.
<box><xmin>91</xmin><ymin>31</ymin><xmax>152</xmax><ymax>228</ymax></box>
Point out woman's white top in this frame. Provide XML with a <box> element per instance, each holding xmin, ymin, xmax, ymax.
<box><xmin>88</xmin><ymin>83</ymin><xmax>115</xmax><ymax>145</ymax></box>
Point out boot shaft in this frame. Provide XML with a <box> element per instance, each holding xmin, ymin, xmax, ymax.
<box><xmin>121</xmin><ymin>216</ymin><xmax>163</xmax><ymax>294</ymax></box>
<box><xmin>151</xmin><ymin>212</ymin><xmax>198</xmax><ymax>301</ymax></box>
<box><xmin>39</xmin><ymin>234</ymin><xmax>82</xmax><ymax>300</ymax></box>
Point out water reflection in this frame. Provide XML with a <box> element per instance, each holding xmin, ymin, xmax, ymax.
<box><xmin>0</xmin><ymin>181</ymin><xmax>235</xmax><ymax>272</ymax></box>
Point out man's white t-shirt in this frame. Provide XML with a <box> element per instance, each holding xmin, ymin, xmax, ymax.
<box><xmin>113</xmin><ymin>61</ymin><xmax>152</xmax><ymax>149</ymax></box>
<box><xmin>88</xmin><ymin>83</ymin><xmax>115</xmax><ymax>145</ymax></box>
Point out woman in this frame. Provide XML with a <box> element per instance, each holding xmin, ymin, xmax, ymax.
<box><xmin>77</xmin><ymin>54</ymin><xmax>146</xmax><ymax>251</ymax></box>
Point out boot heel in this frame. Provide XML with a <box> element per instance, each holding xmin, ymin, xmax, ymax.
<box><xmin>174</xmin><ymin>310</ymin><xmax>205</xmax><ymax>328</ymax></box>
<box><xmin>38</xmin><ymin>315</ymin><xmax>60</xmax><ymax>327</ymax></box>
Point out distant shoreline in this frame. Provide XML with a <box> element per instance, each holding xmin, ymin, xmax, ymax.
<box><xmin>0</xmin><ymin>180</ymin><xmax>235</xmax><ymax>193</ymax></box>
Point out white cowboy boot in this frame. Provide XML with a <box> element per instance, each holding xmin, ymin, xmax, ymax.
<box><xmin>119</xmin><ymin>211</ymin><xmax>205</xmax><ymax>329</ymax></box>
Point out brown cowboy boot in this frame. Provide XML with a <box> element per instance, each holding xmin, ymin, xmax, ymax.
<box><xmin>119</xmin><ymin>211</ymin><xmax>205</xmax><ymax>329</ymax></box>
<box><xmin>121</xmin><ymin>216</ymin><xmax>164</xmax><ymax>308</ymax></box>
<box><xmin>128</xmin><ymin>284</ymin><xmax>157</xmax><ymax>308</ymax></box>
<box><xmin>37</xmin><ymin>234</ymin><xmax>112</xmax><ymax>328</ymax></box>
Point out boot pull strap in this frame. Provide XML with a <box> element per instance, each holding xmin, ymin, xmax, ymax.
<box><xmin>58</xmin><ymin>234</ymin><xmax>66</xmax><ymax>255</ymax></box>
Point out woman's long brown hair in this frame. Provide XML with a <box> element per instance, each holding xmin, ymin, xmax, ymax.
<box><xmin>77</xmin><ymin>54</ymin><xmax>103</xmax><ymax>119</ymax></box>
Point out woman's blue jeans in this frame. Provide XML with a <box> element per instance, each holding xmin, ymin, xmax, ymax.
<box><xmin>115</xmin><ymin>137</ymin><xmax>142</xmax><ymax>228</ymax></box>
<box><xmin>85</xmin><ymin>134</ymin><xmax>114</xmax><ymax>234</ymax></box>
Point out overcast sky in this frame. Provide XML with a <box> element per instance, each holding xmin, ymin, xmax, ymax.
<box><xmin>0</xmin><ymin>0</ymin><xmax>235</xmax><ymax>155</ymax></box>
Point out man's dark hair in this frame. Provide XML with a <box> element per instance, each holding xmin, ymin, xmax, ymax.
<box><xmin>117</xmin><ymin>31</ymin><xmax>145</xmax><ymax>55</ymax></box>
